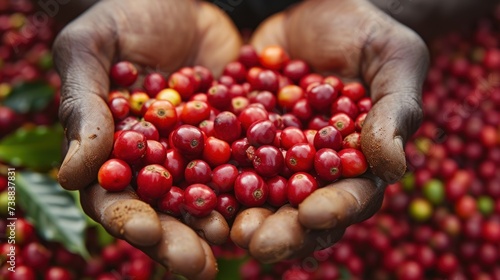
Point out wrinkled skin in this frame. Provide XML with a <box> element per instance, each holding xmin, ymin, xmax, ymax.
<box><xmin>54</xmin><ymin>1</ymin><xmax>240</xmax><ymax>278</ymax></box>
<box><xmin>53</xmin><ymin>0</ymin><xmax>428</xmax><ymax>278</ymax></box>
<box><xmin>237</xmin><ymin>0</ymin><xmax>429</xmax><ymax>261</ymax></box>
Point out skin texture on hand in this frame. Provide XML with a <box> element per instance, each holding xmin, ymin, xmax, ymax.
<box><xmin>229</xmin><ymin>0</ymin><xmax>429</xmax><ymax>263</ymax></box>
<box><xmin>53</xmin><ymin>0</ymin><xmax>241</xmax><ymax>278</ymax></box>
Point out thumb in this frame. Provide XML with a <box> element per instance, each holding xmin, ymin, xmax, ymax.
<box><xmin>360</xmin><ymin>23</ymin><xmax>429</xmax><ymax>183</ymax></box>
<box><xmin>53</xmin><ymin>9</ymin><xmax>116</xmax><ymax>190</ymax></box>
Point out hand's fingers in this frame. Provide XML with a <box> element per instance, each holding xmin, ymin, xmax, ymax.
<box><xmin>248</xmin><ymin>206</ymin><xmax>306</xmax><ymax>263</ymax></box>
<box><xmin>194</xmin><ymin>2</ymin><xmax>243</xmax><ymax>76</ymax></box>
<box><xmin>239</xmin><ymin>208</ymin><xmax>345</xmax><ymax>263</ymax></box>
<box><xmin>80</xmin><ymin>184</ymin><xmax>217</xmax><ymax>279</ymax></box>
<box><xmin>289</xmin><ymin>228</ymin><xmax>345</xmax><ymax>260</ymax></box>
<box><xmin>360</xmin><ymin>16</ymin><xmax>429</xmax><ymax>183</ymax></box>
<box><xmin>53</xmin><ymin>4</ymin><xmax>117</xmax><ymax>190</ymax></box>
<box><xmin>143</xmin><ymin>215</ymin><xmax>217</xmax><ymax>280</ymax></box>
<box><xmin>79</xmin><ymin>183</ymin><xmax>162</xmax><ymax>246</ymax></box>
<box><xmin>230</xmin><ymin>208</ymin><xmax>273</xmax><ymax>250</ymax></box>
<box><xmin>196</xmin><ymin>238</ymin><xmax>219</xmax><ymax>280</ymax></box>
<box><xmin>249</xmin><ymin>12</ymin><xmax>287</xmax><ymax>53</ymax></box>
<box><xmin>183</xmin><ymin>211</ymin><xmax>230</xmax><ymax>246</ymax></box>
<box><xmin>298</xmin><ymin>176</ymin><xmax>385</xmax><ymax>230</ymax></box>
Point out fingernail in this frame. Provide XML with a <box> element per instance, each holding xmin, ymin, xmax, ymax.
<box><xmin>61</xmin><ymin>140</ymin><xmax>80</xmax><ymax>167</ymax></box>
<box><xmin>393</xmin><ymin>136</ymin><xmax>404</xmax><ymax>152</ymax></box>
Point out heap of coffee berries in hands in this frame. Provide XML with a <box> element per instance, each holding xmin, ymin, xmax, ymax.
<box><xmin>98</xmin><ymin>45</ymin><xmax>371</xmax><ymax>222</ymax></box>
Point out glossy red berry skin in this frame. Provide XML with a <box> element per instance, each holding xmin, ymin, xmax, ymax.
<box><xmin>143</xmin><ymin>73</ymin><xmax>167</xmax><ymax>97</ymax></box>
<box><xmin>168</xmin><ymin>72</ymin><xmax>195</xmax><ymax>100</ymax></box>
<box><xmin>184</xmin><ymin>159</ymin><xmax>212</xmax><ymax>185</ymax></box>
<box><xmin>210</xmin><ymin>164</ymin><xmax>239</xmax><ymax>193</ymax></box>
<box><xmin>238</xmin><ymin>105</ymin><xmax>269</xmax><ymax>131</ymax></box>
<box><xmin>287</xmin><ymin>172</ymin><xmax>318</xmax><ymax>207</ymax></box>
<box><xmin>163</xmin><ymin>149</ymin><xmax>187</xmax><ymax>183</ymax></box>
<box><xmin>207</xmin><ymin>84</ymin><xmax>231</xmax><ymax>110</ymax></box>
<box><xmin>171</xmin><ymin>125</ymin><xmax>205</xmax><ymax>157</ymax></box>
<box><xmin>314</xmin><ymin>148</ymin><xmax>342</xmax><ymax>181</ymax></box>
<box><xmin>329</xmin><ymin>113</ymin><xmax>356</xmax><ymax>137</ymax></box>
<box><xmin>231</xmin><ymin>138</ymin><xmax>252</xmax><ymax>167</ymax></box>
<box><xmin>283</xmin><ymin>59</ymin><xmax>310</xmax><ymax>82</ymax></box>
<box><xmin>143</xmin><ymin>140</ymin><xmax>166</xmax><ymax>165</ymax></box>
<box><xmin>98</xmin><ymin>159</ymin><xmax>132</xmax><ymax>192</ymax></box>
<box><xmin>238</xmin><ymin>45</ymin><xmax>260</xmax><ymax>68</ymax></box>
<box><xmin>306</xmin><ymin>83</ymin><xmax>337</xmax><ymax>112</ymax></box>
<box><xmin>213</xmin><ymin>111</ymin><xmax>242</xmax><ymax>144</ymax></box>
<box><xmin>338</xmin><ymin>148</ymin><xmax>368</xmax><ymax>177</ymax></box>
<box><xmin>183</xmin><ymin>184</ymin><xmax>217</xmax><ymax>217</ymax></box>
<box><xmin>280</xmin><ymin>126</ymin><xmax>307</xmax><ymax>150</ymax></box>
<box><xmin>113</xmin><ymin>130</ymin><xmax>147</xmax><ymax>163</ymax></box>
<box><xmin>180</xmin><ymin>100</ymin><xmax>211</xmax><ymax>126</ymax></box>
<box><xmin>43</xmin><ymin>267</ymin><xmax>74</xmax><ymax>280</ymax></box>
<box><xmin>157</xmin><ymin>186</ymin><xmax>184</xmax><ymax>217</ymax></box>
<box><xmin>234</xmin><ymin>171</ymin><xmax>268</xmax><ymax>207</ymax></box>
<box><xmin>108</xmin><ymin>97</ymin><xmax>130</xmax><ymax>121</ymax></box>
<box><xmin>247</xmin><ymin>120</ymin><xmax>277</xmax><ymax>147</ymax></box>
<box><xmin>202</xmin><ymin>136</ymin><xmax>231</xmax><ymax>167</ymax></box>
<box><xmin>357</xmin><ymin>97</ymin><xmax>372</xmax><ymax>113</ymax></box>
<box><xmin>143</xmin><ymin>100</ymin><xmax>178</xmax><ymax>136</ymax></box>
<box><xmin>216</xmin><ymin>194</ymin><xmax>240</xmax><ymax>221</ymax></box>
<box><xmin>266</xmin><ymin>176</ymin><xmax>288</xmax><ymax>207</ymax></box>
<box><xmin>136</xmin><ymin>164</ymin><xmax>173</xmax><ymax>203</ymax></box>
<box><xmin>331</xmin><ymin>96</ymin><xmax>359</xmax><ymax>120</ymax></box>
<box><xmin>342</xmin><ymin>132</ymin><xmax>361</xmax><ymax>150</ymax></box>
<box><xmin>259</xmin><ymin>45</ymin><xmax>290</xmax><ymax>71</ymax></box>
<box><xmin>252</xmin><ymin>145</ymin><xmax>284</xmax><ymax>178</ymax></box>
<box><xmin>314</xmin><ymin>125</ymin><xmax>343</xmax><ymax>151</ymax></box>
<box><xmin>342</xmin><ymin>82</ymin><xmax>366</xmax><ymax>102</ymax></box>
<box><xmin>131</xmin><ymin>120</ymin><xmax>159</xmax><ymax>141</ymax></box>
<box><xmin>110</xmin><ymin>61</ymin><xmax>138</xmax><ymax>87</ymax></box>
<box><xmin>285</xmin><ymin>143</ymin><xmax>316</xmax><ymax>172</ymax></box>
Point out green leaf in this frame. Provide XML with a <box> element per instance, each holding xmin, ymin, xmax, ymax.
<box><xmin>3</xmin><ymin>81</ymin><xmax>55</xmax><ymax>113</ymax></box>
<box><xmin>0</xmin><ymin>124</ymin><xmax>64</xmax><ymax>171</ymax></box>
<box><xmin>16</xmin><ymin>171</ymin><xmax>89</xmax><ymax>258</ymax></box>
<box><xmin>216</xmin><ymin>257</ymin><xmax>247</xmax><ymax>280</ymax></box>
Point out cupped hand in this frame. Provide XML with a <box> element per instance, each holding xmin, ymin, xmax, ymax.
<box><xmin>231</xmin><ymin>0</ymin><xmax>429</xmax><ymax>263</ymax></box>
<box><xmin>53</xmin><ymin>0</ymin><xmax>241</xmax><ymax>278</ymax></box>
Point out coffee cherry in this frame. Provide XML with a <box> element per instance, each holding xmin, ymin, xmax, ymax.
<box><xmin>183</xmin><ymin>184</ymin><xmax>217</xmax><ymax>217</ymax></box>
<box><xmin>252</xmin><ymin>145</ymin><xmax>284</xmax><ymax>178</ymax></box>
<box><xmin>210</xmin><ymin>164</ymin><xmax>238</xmax><ymax>193</ymax></box>
<box><xmin>110</xmin><ymin>61</ymin><xmax>138</xmax><ymax>87</ymax></box>
<box><xmin>143</xmin><ymin>72</ymin><xmax>167</xmax><ymax>97</ymax></box>
<box><xmin>98</xmin><ymin>159</ymin><xmax>132</xmax><ymax>191</ymax></box>
<box><xmin>287</xmin><ymin>172</ymin><xmax>318</xmax><ymax>207</ymax></box>
<box><xmin>314</xmin><ymin>148</ymin><xmax>342</xmax><ymax>181</ymax></box>
<box><xmin>113</xmin><ymin>130</ymin><xmax>147</xmax><ymax>163</ymax></box>
<box><xmin>266</xmin><ymin>176</ymin><xmax>288</xmax><ymax>207</ymax></box>
<box><xmin>338</xmin><ymin>148</ymin><xmax>368</xmax><ymax>177</ymax></box>
<box><xmin>234</xmin><ymin>171</ymin><xmax>268</xmax><ymax>207</ymax></box>
<box><xmin>213</xmin><ymin>111</ymin><xmax>242</xmax><ymax>144</ymax></box>
<box><xmin>157</xmin><ymin>186</ymin><xmax>184</xmax><ymax>217</ymax></box>
<box><xmin>180</xmin><ymin>100</ymin><xmax>211</xmax><ymax>126</ymax></box>
<box><xmin>247</xmin><ymin>120</ymin><xmax>277</xmax><ymax>147</ymax></box>
<box><xmin>170</xmin><ymin>125</ymin><xmax>205</xmax><ymax>157</ymax></box>
<box><xmin>285</xmin><ymin>143</ymin><xmax>316</xmax><ymax>172</ymax></box>
<box><xmin>184</xmin><ymin>159</ymin><xmax>212</xmax><ymax>185</ymax></box>
<box><xmin>216</xmin><ymin>194</ymin><xmax>240</xmax><ymax>220</ymax></box>
<box><xmin>136</xmin><ymin>164</ymin><xmax>172</xmax><ymax>202</ymax></box>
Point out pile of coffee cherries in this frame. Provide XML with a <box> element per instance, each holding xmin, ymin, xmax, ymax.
<box><xmin>0</xmin><ymin>0</ymin><xmax>61</xmax><ymax>139</ymax></box>
<box><xmin>234</xmin><ymin>13</ymin><xmax>500</xmax><ymax>280</ymax></box>
<box><xmin>99</xmin><ymin>45</ymin><xmax>371</xmax><ymax>222</ymax></box>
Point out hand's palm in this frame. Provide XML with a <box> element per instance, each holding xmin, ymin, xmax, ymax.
<box><xmin>232</xmin><ymin>0</ymin><xmax>429</xmax><ymax>263</ymax></box>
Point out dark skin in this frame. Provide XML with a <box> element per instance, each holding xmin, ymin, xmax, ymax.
<box><xmin>53</xmin><ymin>0</ymin><xmax>428</xmax><ymax>278</ymax></box>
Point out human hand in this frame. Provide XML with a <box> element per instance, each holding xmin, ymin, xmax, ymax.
<box><xmin>53</xmin><ymin>0</ymin><xmax>241</xmax><ymax>278</ymax></box>
<box><xmin>231</xmin><ymin>0</ymin><xmax>429</xmax><ymax>262</ymax></box>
